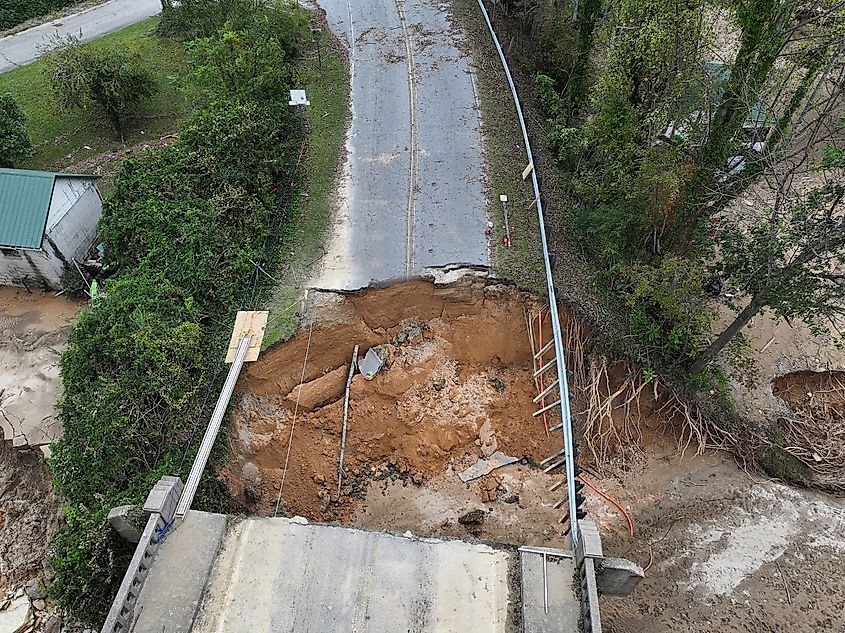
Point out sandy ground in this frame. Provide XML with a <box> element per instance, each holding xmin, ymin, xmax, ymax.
<box><xmin>594</xmin><ymin>444</ymin><xmax>845</xmax><ymax>633</ymax></box>
<box><xmin>0</xmin><ymin>288</ymin><xmax>81</xmax><ymax>454</ymax></box>
<box><xmin>720</xmin><ymin>303</ymin><xmax>845</xmax><ymax>423</ymax></box>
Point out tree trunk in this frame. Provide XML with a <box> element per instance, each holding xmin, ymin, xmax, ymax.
<box><xmin>690</xmin><ymin>295</ymin><xmax>765</xmax><ymax>374</ymax></box>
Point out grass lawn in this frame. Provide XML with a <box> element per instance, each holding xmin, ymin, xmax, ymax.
<box><xmin>0</xmin><ymin>17</ymin><xmax>187</xmax><ymax>178</ymax></box>
<box><xmin>260</xmin><ymin>27</ymin><xmax>350</xmax><ymax>347</ymax></box>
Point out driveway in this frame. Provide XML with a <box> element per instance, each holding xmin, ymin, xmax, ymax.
<box><xmin>314</xmin><ymin>0</ymin><xmax>489</xmax><ymax>290</ymax></box>
<box><xmin>0</xmin><ymin>0</ymin><xmax>161</xmax><ymax>73</ymax></box>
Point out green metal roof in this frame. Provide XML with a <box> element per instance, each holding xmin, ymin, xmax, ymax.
<box><xmin>0</xmin><ymin>168</ymin><xmax>95</xmax><ymax>249</ymax></box>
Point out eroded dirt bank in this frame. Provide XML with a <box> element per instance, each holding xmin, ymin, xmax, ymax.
<box><xmin>222</xmin><ymin>279</ymin><xmax>579</xmax><ymax>544</ymax></box>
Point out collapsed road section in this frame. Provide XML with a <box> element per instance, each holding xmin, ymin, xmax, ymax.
<box><xmin>99</xmin><ymin>276</ymin><xmax>644</xmax><ymax>633</ymax></box>
<box><xmin>223</xmin><ymin>278</ymin><xmax>563</xmax><ymax>531</ymax></box>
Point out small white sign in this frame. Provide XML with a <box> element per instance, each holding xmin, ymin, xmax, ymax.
<box><xmin>288</xmin><ymin>89</ymin><xmax>310</xmax><ymax>106</ymax></box>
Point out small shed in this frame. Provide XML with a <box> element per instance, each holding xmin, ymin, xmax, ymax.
<box><xmin>0</xmin><ymin>168</ymin><xmax>102</xmax><ymax>290</ymax></box>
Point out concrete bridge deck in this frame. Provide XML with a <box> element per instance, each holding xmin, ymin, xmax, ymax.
<box><xmin>129</xmin><ymin>511</ymin><xmax>580</xmax><ymax>633</ymax></box>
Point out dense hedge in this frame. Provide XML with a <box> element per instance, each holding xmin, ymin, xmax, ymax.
<box><xmin>0</xmin><ymin>0</ymin><xmax>79</xmax><ymax>30</ymax></box>
<box><xmin>47</xmin><ymin>2</ymin><xmax>309</xmax><ymax>624</ymax></box>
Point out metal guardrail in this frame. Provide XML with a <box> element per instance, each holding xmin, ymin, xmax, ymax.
<box><xmin>175</xmin><ymin>335</ymin><xmax>251</xmax><ymax>518</ymax></box>
<box><xmin>474</xmin><ymin>0</ymin><xmax>581</xmax><ymax>549</ymax></box>
<box><xmin>101</xmin><ymin>476</ymin><xmax>184</xmax><ymax>633</ymax></box>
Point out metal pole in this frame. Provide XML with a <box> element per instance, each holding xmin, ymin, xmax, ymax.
<box><xmin>543</xmin><ymin>552</ymin><xmax>549</xmax><ymax>614</ymax></box>
<box><xmin>176</xmin><ymin>335</ymin><xmax>251</xmax><ymax>518</ymax></box>
<box><xmin>337</xmin><ymin>345</ymin><xmax>359</xmax><ymax>496</ymax></box>
<box><xmin>475</xmin><ymin>0</ymin><xmax>580</xmax><ymax>547</ymax></box>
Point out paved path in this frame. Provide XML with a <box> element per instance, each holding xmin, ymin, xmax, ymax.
<box><xmin>134</xmin><ymin>515</ymin><xmax>517</xmax><ymax>633</ymax></box>
<box><xmin>0</xmin><ymin>0</ymin><xmax>161</xmax><ymax>73</ymax></box>
<box><xmin>314</xmin><ymin>0</ymin><xmax>489</xmax><ymax>290</ymax></box>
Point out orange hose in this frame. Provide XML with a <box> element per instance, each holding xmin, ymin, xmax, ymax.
<box><xmin>579</xmin><ymin>474</ymin><xmax>635</xmax><ymax>537</ymax></box>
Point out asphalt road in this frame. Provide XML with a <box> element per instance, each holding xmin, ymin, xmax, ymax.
<box><xmin>315</xmin><ymin>0</ymin><xmax>489</xmax><ymax>290</ymax></box>
<box><xmin>0</xmin><ymin>0</ymin><xmax>161</xmax><ymax>73</ymax></box>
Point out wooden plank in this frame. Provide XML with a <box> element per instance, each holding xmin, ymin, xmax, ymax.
<box><xmin>522</xmin><ymin>160</ymin><xmax>534</xmax><ymax>180</ymax></box>
<box><xmin>225</xmin><ymin>311</ymin><xmax>269</xmax><ymax>363</ymax></box>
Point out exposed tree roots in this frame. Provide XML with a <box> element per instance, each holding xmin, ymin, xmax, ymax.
<box><xmin>561</xmin><ymin>309</ymin><xmax>844</xmax><ymax>491</ymax></box>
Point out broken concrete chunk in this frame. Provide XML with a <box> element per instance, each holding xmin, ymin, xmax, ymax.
<box><xmin>596</xmin><ymin>557</ymin><xmax>645</xmax><ymax>597</ymax></box>
<box><xmin>107</xmin><ymin>505</ymin><xmax>142</xmax><ymax>544</ymax></box>
<box><xmin>359</xmin><ymin>346</ymin><xmax>387</xmax><ymax>380</ymax></box>
<box><xmin>458</xmin><ymin>451</ymin><xmax>520</xmax><ymax>482</ymax></box>
<box><xmin>0</xmin><ymin>595</ymin><xmax>30</xmax><ymax>633</ymax></box>
<box><xmin>42</xmin><ymin>615</ymin><xmax>60</xmax><ymax>633</ymax></box>
<box><xmin>24</xmin><ymin>579</ymin><xmax>46</xmax><ymax>601</ymax></box>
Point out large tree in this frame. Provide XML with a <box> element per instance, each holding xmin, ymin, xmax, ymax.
<box><xmin>691</xmin><ymin>146</ymin><xmax>845</xmax><ymax>373</ymax></box>
<box><xmin>43</xmin><ymin>35</ymin><xmax>157</xmax><ymax>141</ymax></box>
<box><xmin>670</xmin><ymin>0</ymin><xmax>845</xmax><ymax>253</ymax></box>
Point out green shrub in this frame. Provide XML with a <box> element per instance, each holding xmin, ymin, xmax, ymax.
<box><xmin>43</xmin><ymin>36</ymin><xmax>158</xmax><ymax>139</ymax></box>
<box><xmin>535</xmin><ymin>73</ymin><xmax>561</xmax><ymax>118</ymax></box>
<box><xmin>47</xmin><ymin>3</ymin><xmax>309</xmax><ymax>623</ymax></box>
<box><xmin>0</xmin><ymin>0</ymin><xmax>78</xmax><ymax>31</ymax></box>
<box><xmin>48</xmin><ymin>509</ymin><xmax>133</xmax><ymax>626</ymax></box>
<box><xmin>0</xmin><ymin>93</ymin><xmax>32</xmax><ymax>167</ymax></box>
<box><xmin>616</xmin><ymin>257</ymin><xmax>715</xmax><ymax>371</ymax></box>
<box><xmin>159</xmin><ymin>0</ymin><xmax>307</xmax><ymax>51</ymax></box>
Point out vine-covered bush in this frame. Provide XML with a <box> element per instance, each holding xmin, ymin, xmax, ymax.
<box><xmin>0</xmin><ymin>93</ymin><xmax>32</xmax><ymax>167</ymax></box>
<box><xmin>47</xmin><ymin>2</ymin><xmax>308</xmax><ymax>624</ymax></box>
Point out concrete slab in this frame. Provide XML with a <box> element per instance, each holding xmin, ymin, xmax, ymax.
<box><xmin>313</xmin><ymin>0</ymin><xmax>488</xmax><ymax>290</ymax></box>
<box><xmin>520</xmin><ymin>551</ymin><xmax>580</xmax><ymax>633</ymax></box>
<box><xmin>132</xmin><ymin>511</ymin><xmax>227</xmax><ymax>633</ymax></box>
<box><xmin>192</xmin><ymin>518</ymin><xmax>513</xmax><ymax>633</ymax></box>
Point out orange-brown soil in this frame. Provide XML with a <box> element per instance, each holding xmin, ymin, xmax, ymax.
<box><xmin>221</xmin><ymin>280</ymin><xmax>569</xmax><ymax>525</ymax></box>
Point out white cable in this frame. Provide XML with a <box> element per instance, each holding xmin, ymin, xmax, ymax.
<box><xmin>274</xmin><ymin>316</ymin><xmax>316</xmax><ymax>517</ymax></box>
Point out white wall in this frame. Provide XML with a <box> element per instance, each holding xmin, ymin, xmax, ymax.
<box><xmin>0</xmin><ymin>177</ymin><xmax>101</xmax><ymax>290</ymax></box>
<box><xmin>0</xmin><ymin>246</ymin><xmax>63</xmax><ymax>289</ymax></box>
<box><xmin>46</xmin><ymin>178</ymin><xmax>98</xmax><ymax>232</ymax></box>
<box><xmin>47</xmin><ymin>182</ymin><xmax>102</xmax><ymax>265</ymax></box>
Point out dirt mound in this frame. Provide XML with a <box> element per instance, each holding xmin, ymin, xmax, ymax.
<box><xmin>0</xmin><ymin>442</ymin><xmax>60</xmax><ymax>594</ymax></box>
<box><xmin>221</xmin><ymin>280</ymin><xmax>566</xmax><ymax>526</ymax></box>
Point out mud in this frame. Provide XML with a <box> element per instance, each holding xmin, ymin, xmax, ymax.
<box><xmin>0</xmin><ymin>287</ymin><xmax>81</xmax><ymax>453</ymax></box>
<box><xmin>223</xmin><ymin>280</ymin><xmax>577</xmax><ymax>543</ymax></box>
<box><xmin>0</xmin><ymin>441</ymin><xmax>60</xmax><ymax>595</ymax></box>
<box><xmin>593</xmin><ymin>445</ymin><xmax>845</xmax><ymax>633</ymax></box>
